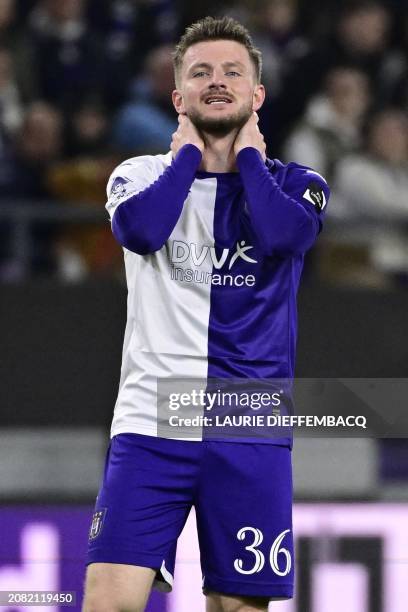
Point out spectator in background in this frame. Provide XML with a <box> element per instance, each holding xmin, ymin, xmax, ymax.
<box><xmin>283</xmin><ymin>66</ymin><xmax>370</xmax><ymax>181</ymax></box>
<box><xmin>27</xmin><ymin>0</ymin><xmax>103</xmax><ymax>115</ymax></box>
<box><xmin>327</xmin><ymin>109</ymin><xmax>408</xmax><ymax>286</ymax></box>
<box><xmin>112</xmin><ymin>44</ymin><xmax>177</xmax><ymax>154</ymax></box>
<box><xmin>47</xmin><ymin>102</ymin><xmax>122</xmax><ymax>280</ymax></box>
<box><xmin>0</xmin><ymin>101</ymin><xmax>63</xmax><ymax>278</ymax></box>
<box><xmin>277</xmin><ymin>1</ymin><xmax>403</xmax><ymax>145</ymax></box>
<box><xmin>334</xmin><ymin>0</ymin><xmax>406</xmax><ymax>109</ymax></box>
<box><xmin>7</xmin><ymin>100</ymin><xmax>62</xmax><ymax>198</ymax></box>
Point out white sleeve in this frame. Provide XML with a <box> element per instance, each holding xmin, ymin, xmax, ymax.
<box><xmin>105</xmin><ymin>156</ymin><xmax>158</xmax><ymax>220</ymax></box>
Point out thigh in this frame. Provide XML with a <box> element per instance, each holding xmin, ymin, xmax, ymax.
<box><xmin>82</xmin><ymin>562</ymin><xmax>155</xmax><ymax>612</ymax></box>
<box><xmin>86</xmin><ymin>433</ymin><xmax>200</xmax><ymax>590</ymax></box>
<box><xmin>196</xmin><ymin>442</ymin><xmax>294</xmax><ymax>601</ymax></box>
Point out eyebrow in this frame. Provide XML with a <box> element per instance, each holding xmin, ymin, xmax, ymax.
<box><xmin>188</xmin><ymin>61</ymin><xmax>246</xmax><ymax>73</ymax></box>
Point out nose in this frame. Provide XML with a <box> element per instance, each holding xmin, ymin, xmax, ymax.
<box><xmin>208</xmin><ymin>69</ymin><xmax>227</xmax><ymax>89</ymax></box>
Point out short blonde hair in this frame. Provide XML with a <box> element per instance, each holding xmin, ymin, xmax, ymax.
<box><xmin>173</xmin><ymin>16</ymin><xmax>262</xmax><ymax>86</ymax></box>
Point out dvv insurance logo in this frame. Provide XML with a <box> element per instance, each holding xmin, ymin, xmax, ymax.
<box><xmin>170</xmin><ymin>240</ymin><xmax>258</xmax><ymax>287</ymax></box>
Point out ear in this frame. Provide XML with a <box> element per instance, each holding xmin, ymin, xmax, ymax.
<box><xmin>252</xmin><ymin>84</ymin><xmax>266</xmax><ymax>112</ymax></box>
<box><xmin>172</xmin><ymin>90</ymin><xmax>186</xmax><ymax>114</ymax></box>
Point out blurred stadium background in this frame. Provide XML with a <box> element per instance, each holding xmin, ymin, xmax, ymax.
<box><xmin>0</xmin><ymin>0</ymin><xmax>407</xmax><ymax>610</ymax></box>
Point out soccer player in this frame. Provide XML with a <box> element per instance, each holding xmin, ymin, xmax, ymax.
<box><xmin>83</xmin><ymin>16</ymin><xmax>329</xmax><ymax>612</ymax></box>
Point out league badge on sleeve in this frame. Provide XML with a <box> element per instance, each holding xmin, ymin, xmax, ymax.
<box><xmin>106</xmin><ymin>176</ymin><xmax>133</xmax><ymax>212</ymax></box>
<box><xmin>302</xmin><ymin>181</ymin><xmax>327</xmax><ymax>213</ymax></box>
<box><xmin>110</xmin><ymin>176</ymin><xmax>130</xmax><ymax>200</ymax></box>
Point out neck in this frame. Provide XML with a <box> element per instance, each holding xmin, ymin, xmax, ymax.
<box><xmin>199</xmin><ymin>129</ymin><xmax>240</xmax><ymax>173</ymax></box>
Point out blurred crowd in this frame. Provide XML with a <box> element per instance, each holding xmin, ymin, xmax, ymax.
<box><xmin>0</xmin><ymin>0</ymin><xmax>407</xmax><ymax>285</ymax></box>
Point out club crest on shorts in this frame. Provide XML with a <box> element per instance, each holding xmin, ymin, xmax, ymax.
<box><xmin>89</xmin><ymin>508</ymin><xmax>107</xmax><ymax>541</ymax></box>
<box><xmin>302</xmin><ymin>181</ymin><xmax>327</xmax><ymax>213</ymax></box>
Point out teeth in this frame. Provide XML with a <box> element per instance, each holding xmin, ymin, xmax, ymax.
<box><xmin>208</xmin><ymin>99</ymin><xmax>229</xmax><ymax>104</ymax></box>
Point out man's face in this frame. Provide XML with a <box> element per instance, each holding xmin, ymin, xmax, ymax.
<box><xmin>172</xmin><ymin>39</ymin><xmax>265</xmax><ymax>136</ymax></box>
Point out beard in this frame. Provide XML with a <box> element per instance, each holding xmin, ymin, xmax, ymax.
<box><xmin>188</xmin><ymin>101</ymin><xmax>253</xmax><ymax>137</ymax></box>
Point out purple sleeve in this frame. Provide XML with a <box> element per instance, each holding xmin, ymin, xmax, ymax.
<box><xmin>236</xmin><ymin>147</ymin><xmax>329</xmax><ymax>256</ymax></box>
<box><xmin>112</xmin><ymin>144</ymin><xmax>202</xmax><ymax>254</ymax></box>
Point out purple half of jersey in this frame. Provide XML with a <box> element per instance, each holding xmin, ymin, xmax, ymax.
<box><xmin>107</xmin><ymin>145</ymin><xmax>330</xmax><ymax>445</ymax></box>
<box><xmin>112</xmin><ymin>144</ymin><xmax>329</xmax><ymax>380</ymax></box>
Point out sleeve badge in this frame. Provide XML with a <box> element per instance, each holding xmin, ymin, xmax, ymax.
<box><xmin>302</xmin><ymin>181</ymin><xmax>327</xmax><ymax>213</ymax></box>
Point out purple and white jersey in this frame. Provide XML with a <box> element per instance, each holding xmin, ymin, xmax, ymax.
<box><xmin>105</xmin><ymin>145</ymin><xmax>330</xmax><ymax>443</ymax></box>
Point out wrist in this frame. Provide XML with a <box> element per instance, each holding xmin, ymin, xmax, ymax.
<box><xmin>236</xmin><ymin>147</ymin><xmax>266</xmax><ymax>172</ymax></box>
<box><xmin>236</xmin><ymin>146</ymin><xmax>263</xmax><ymax>159</ymax></box>
<box><xmin>175</xmin><ymin>143</ymin><xmax>203</xmax><ymax>164</ymax></box>
<box><xmin>190</xmin><ymin>139</ymin><xmax>204</xmax><ymax>153</ymax></box>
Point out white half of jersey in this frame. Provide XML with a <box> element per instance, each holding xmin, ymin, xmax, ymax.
<box><xmin>106</xmin><ymin>152</ymin><xmax>217</xmax><ymax>440</ymax></box>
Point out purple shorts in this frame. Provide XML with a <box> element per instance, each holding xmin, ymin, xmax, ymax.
<box><xmin>86</xmin><ymin>433</ymin><xmax>294</xmax><ymax>599</ymax></box>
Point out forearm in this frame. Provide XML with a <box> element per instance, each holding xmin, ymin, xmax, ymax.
<box><xmin>112</xmin><ymin>144</ymin><xmax>202</xmax><ymax>254</ymax></box>
<box><xmin>237</xmin><ymin>147</ymin><xmax>320</xmax><ymax>255</ymax></box>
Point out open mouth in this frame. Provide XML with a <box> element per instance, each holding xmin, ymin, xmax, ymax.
<box><xmin>204</xmin><ymin>96</ymin><xmax>233</xmax><ymax>105</ymax></box>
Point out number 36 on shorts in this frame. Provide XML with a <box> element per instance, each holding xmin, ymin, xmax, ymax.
<box><xmin>234</xmin><ymin>527</ymin><xmax>292</xmax><ymax>576</ymax></box>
